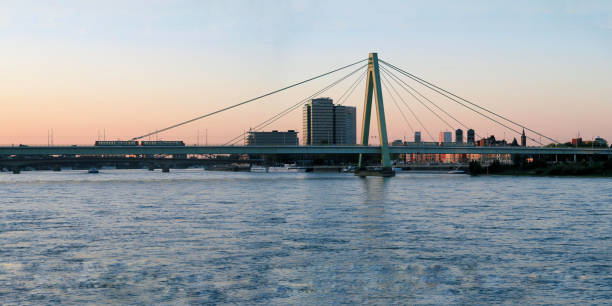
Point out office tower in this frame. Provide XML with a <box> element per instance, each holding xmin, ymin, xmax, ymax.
<box><xmin>343</xmin><ymin>106</ymin><xmax>357</xmax><ymax>145</ymax></box>
<box><xmin>334</xmin><ymin>105</ymin><xmax>357</xmax><ymax>145</ymax></box>
<box><xmin>302</xmin><ymin>98</ymin><xmax>356</xmax><ymax>145</ymax></box>
<box><xmin>414</xmin><ymin>131</ymin><xmax>422</xmax><ymax>143</ymax></box>
<box><xmin>467</xmin><ymin>129</ymin><xmax>475</xmax><ymax>143</ymax></box>
<box><xmin>439</xmin><ymin>131</ymin><xmax>452</xmax><ymax>144</ymax></box>
<box><xmin>455</xmin><ymin>129</ymin><xmax>463</xmax><ymax>143</ymax></box>
<box><xmin>303</xmin><ymin>98</ymin><xmax>334</xmax><ymax>145</ymax></box>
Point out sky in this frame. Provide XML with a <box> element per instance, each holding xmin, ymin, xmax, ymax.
<box><xmin>1</xmin><ymin>0</ymin><xmax>611</xmax><ymax>145</ymax></box>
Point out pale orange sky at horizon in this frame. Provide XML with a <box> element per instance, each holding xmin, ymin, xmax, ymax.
<box><xmin>2</xmin><ymin>1</ymin><xmax>611</xmax><ymax>146</ymax></box>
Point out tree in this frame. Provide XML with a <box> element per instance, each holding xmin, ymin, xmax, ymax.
<box><xmin>468</xmin><ymin>160</ymin><xmax>483</xmax><ymax>175</ymax></box>
<box><xmin>512</xmin><ymin>154</ymin><xmax>526</xmax><ymax>169</ymax></box>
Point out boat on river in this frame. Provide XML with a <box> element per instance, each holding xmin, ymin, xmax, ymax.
<box><xmin>250</xmin><ymin>165</ymin><xmax>268</xmax><ymax>173</ymax></box>
<box><xmin>268</xmin><ymin>164</ymin><xmax>307</xmax><ymax>173</ymax></box>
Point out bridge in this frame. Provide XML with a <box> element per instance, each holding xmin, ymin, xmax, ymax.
<box><xmin>4</xmin><ymin>52</ymin><xmax>610</xmax><ymax>176</ymax></box>
<box><xmin>2</xmin><ymin>145</ymin><xmax>611</xmax><ymax>156</ymax></box>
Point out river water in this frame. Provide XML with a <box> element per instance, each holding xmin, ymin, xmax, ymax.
<box><xmin>1</xmin><ymin>169</ymin><xmax>610</xmax><ymax>304</ymax></box>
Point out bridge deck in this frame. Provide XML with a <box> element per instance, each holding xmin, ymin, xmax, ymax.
<box><xmin>1</xmin><ymin>145</ymin><xmax>611</xmax><ymax>156</ymax></box>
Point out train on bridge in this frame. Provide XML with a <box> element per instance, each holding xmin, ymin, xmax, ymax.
<box><xmin>94</xmin><ymin>140</ymin><xmax>185</xmax><ymax>146</ymax></box>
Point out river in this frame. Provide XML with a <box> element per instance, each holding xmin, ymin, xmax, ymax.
<box><xmin>1</xmin><ymin>169</ymin><xmax>610</xmax><ymax>304</ymax></box>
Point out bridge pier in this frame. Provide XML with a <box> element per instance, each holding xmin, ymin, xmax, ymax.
<box><xmin>12</xmin><ymin>167</ymin><xmax>21</xmax><ymax>174</ymax></box>
<box><xmin>355</xmin><ymin>167</ymin><xmax>395</xmax><ymax>177</ymax></box>
<box><xmin>161</xmin><ymin>166</ymin><xmax>170</xmax><ymax>173</ymax></box>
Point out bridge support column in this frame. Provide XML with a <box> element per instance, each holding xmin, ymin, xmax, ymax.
<box><xmin>12</xmin><ymin>167</ymin><xmax>21</xmax><ymax>174</ymax></box>
<box><xmin>161</xmin><ymin>165</ymin><xmax>170</xmax><ymax>173</ymax></box>
<box><xmin>356</xmin><ymin>52</ymin><xmax>394</xmax><ymax>177</ymax></box>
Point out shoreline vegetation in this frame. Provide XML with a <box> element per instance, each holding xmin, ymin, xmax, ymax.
<box><xmin>469</xmin><ymin>159</ymin><xmax>612</xmax><ymax>177</ymax></box>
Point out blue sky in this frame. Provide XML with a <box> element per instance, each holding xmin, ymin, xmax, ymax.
<box><xmin>1</xmin><ymin>0</ymin><xmax>611</xmax><ymax>144</ymax></box>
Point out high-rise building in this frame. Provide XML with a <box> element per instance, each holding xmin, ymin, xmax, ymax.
<box><xmin>334</xmin><ymin>105</ymin><xmax>356</xmax><ymax>145</ymax></box>
<box><xmin>455</xmin><ymin>129</ymin><xmax>464</xmax><ymax>143</ymax></box>
<box><xmin>302</xmin><ymin>104</ymin><xmax>311</xmax><ymax>145</ymax></box>
<box><xmin>344</xmin><ymin>106</ymin><xmax>357</xmax><ymax>144</ymax></box>
<box><xmin>439</xmin><ymin>131</ymin><xmax>452</xmax><ymax>144</ymax></box>
<box><xmin>467</xmin><ymin>129</ymin><xmax>475</xmax><ymax>143</ymax></box>
<box><xmin>333</xmin><ymin>105</ymin><xmax>347</xmax><ymax>144</ymax></box>
<box><xmin>302</xmin><ymin>98</ymin><xmax>356</xmax><ymax>145</ymax></box>
<box><xmin>246</xmin><ymin>130</ymin><xmax>298</xmax><ymax>146</ymax></box>
<box><xmin>414</xmin><ymin>131</ymin><xmax>422</xmax><ymax>143</ymax></box>
<box><xmin>303</xmin><ymin>98</ymin><xmax>334</xmax><ymax>145</ymax></box>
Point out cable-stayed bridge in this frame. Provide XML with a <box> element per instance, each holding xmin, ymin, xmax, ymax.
<box><xmin>3</xmin><ymin>53</ymin><xmax>611</xmax><ymax>175</ymax></box>
<box><xmin>3</xmin><ymin>145</ymin><xmax>609</xmax><ymax>156</ymax></box>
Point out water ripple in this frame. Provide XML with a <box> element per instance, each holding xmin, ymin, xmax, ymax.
<box><xmin>0</xmin><ymin>169</ymin><xmax>610</xmax><ymax>304</ymax></box>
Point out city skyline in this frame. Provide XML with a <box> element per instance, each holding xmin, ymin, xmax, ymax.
<box><xmin>3</xmin><ymin>3</ymin><xmax>612</xmax><ymax>304</ymax></box>
<box><xmin>2</xmin><ymin>1</ymin><xmax>611</xmax><ymax>145</ymax></box>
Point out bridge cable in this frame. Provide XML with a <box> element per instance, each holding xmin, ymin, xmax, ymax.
<box><xmin>380</xmin><ymin>65</ymin><xmax>481</xmax><ymax>139</ymax></box>
<box><xmin>380</xmin><ymin>59</ymin><xmax>558</xmax><ymax>144</ymax></box>
<box><xmin>225</xmin><ymin>65</ymin><xmax>366</xmax><ymax>145</ymax></box>
<box><xmin>380</xmin><ymin>59</ymin><xmax>546</xmax><ymax>143</ymax></box>
<box><xmin>131</xmin><ymin>58</ymin><xmax>367</xmax><ymax>141</ymax></box>
<box><xmin>224</xmin><ymin>64</ymin><xmax>368</xmax><ymax>146</ymax></box>
<box><xmin>381</xmin><ymin>60</ymin><xmax>531</xmax><ymax>143</ymax></box>
<box><xmin>224</xmin><ymin>64</ymin><xmax>366</xmax><ymax>145</ymax></box>
<box><xmin>338</xmin><ymin>70</ymin><xmax>367</xmax><ymax>106</ymax></box>
<box><xmin>337</xmin><ymin>70</ymin><xmax>367</xmax><ymax>106</ymax></box>
<box><xmin>380</xmin><ymin>71</ymin><xmax>435</xmax><ymax>141</ymax></box>
<box><xmin>380</xmin><ymin>60</ymin><xmax>543</xmax><ymax>145</ymax></box>
<box><xmin>379</xmin><ymin>74</ymin><xmax>415</xmax><ymax>134</ymax></box>
<box><xmin>381</xmin><ymin>67</ymin><xmax>455</xmax><ymax>132</ymax></box>
<box><xmin>382</xmin><ymin>59</ymin><xmax>558</xmax><ymax>144</ymax></box>
<box><xmin>381</xmin><ymin>60</ymin><xmax>524</xmax><ymax>139</ymax></box>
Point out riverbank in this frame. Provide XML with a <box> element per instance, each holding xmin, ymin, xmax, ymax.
<box><xmin>469</xmin><ymin>160</ymin><xmax>612</xmax><ymax>177</ymax></box>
